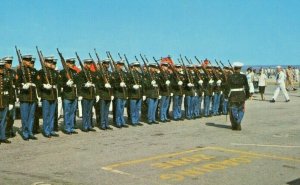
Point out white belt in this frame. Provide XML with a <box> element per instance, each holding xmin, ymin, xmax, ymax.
<box><xmin>230</xmin><ymin>88</ymin><xmax>244</xmax><ymax>92</ymax></box>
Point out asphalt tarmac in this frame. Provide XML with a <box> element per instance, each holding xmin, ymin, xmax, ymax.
<box><xmin>0</xmin><ymin>85</ymin><xmax>299</xmax><ymax>185</ymax></box>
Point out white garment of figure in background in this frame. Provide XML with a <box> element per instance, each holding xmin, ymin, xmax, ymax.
<box><xmin>270</xmin><ymin>66</ymin><xmax>290</xmax><ymax>102</ymax></box>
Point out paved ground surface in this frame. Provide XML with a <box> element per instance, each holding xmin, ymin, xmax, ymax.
<box><xmin>0</xmin><ymin>84</ymin><xmax>299</xmax><ymax>185</ymax></box>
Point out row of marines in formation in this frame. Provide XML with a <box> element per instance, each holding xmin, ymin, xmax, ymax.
<box><xmin>0</xmin><ymin>52</ymin><xmax>249</xmax><ymax>144</ymax></box>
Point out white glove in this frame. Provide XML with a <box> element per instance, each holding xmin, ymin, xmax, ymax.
<box><xmin>37</xmin><ymin>97</ymin><xmax>41</xmax><ymax>102</ymax></box>
<box><xmin>187</xmin><ymin>83</ymin><xmax>194</xmax><ymax>87</ymax></box>
<box><xmin>8</xmin><ymin>104</ymin><xmax>13</xmax><ymax>110</ymax></box>
<box><xmin>29</xmin><ymin>83</ymin><xmax>36</xmax><ymax>87</ymax></box>
<box><xmin>105</xmin><ymin>83</ymin><xmax>111</xmax><ymax>88</ymax></box>
<box><xmin>120</xmin><ymin>82</ymin><xmax>126</xmax><ymax>87</ymax></box>
<box><xmin>152</xmin><ymin>84</ymin><xmax>158</xmax><ymax>87</ymax></box>
<box><xmin>16</xmin><ymin>98</ymin><xmax>19</xmax><ymax>102</ymax></box>
<box><xmin>143</xmin><ymin>96</ymin><xmax>146</xmax><ymax>101</ymax></box>
<box><xmin>198</xmin><ymin>80</ymin><xmax>203</xmax><ymax>85</ymax></box>
<box><xmin>66</xmin><ymin>79</ymin><xmax>74</xmax><ymax>87</ymax></box>
<box><xmin>151</xmin><ymin>80</ymin><xmax>156</xmax><ymax>85</ymax></box>
<box><xmin>96</xmin><ymin>95</ymin><xmax>100</xmax><ymax>102</ymax></box>
<box><xmin>43</xmin><ymin>84</ymin><xmax>52</xmax><ymax>89</ymax></box>
<box><xmin>195</xmin><ymin>92</ymin><xmax>198</xmax><ymax>96</ymax></box>
<box><xmin>22</xmin><ymin>83</ymin><xmax>30</xmax><ymax>90</ymax></box>
<box><xmin>78</xmin><ymin>96</ymin><xmax>83</xmax><ymax>101</ymax></box>
<box><xmin>220</xmin><ymin>91</ymin><xmax>223</xmax><ymax>95</ymax></box>
<box><xmin>84</xmin><ymin>82</ymin><xmax>92</xmax><ymax>88</ymax></box>
<box><xmin>158</xmin><ymin>95</ymin><xmax>161</xmax><ymax>99</ymax></box>
<box><xmin>57</xmin><ymin>97</ymin><xmax>62</xmax><ymax>103</ymax></box>
<box><xmin>170</xmin><ymin>93</ymin><xmax>173</xmax><ymax>96</ymax></box>
<box><xmin>209</xmin><ymin>79</ymin><xmax>214</xmax><ymax>84</ymax></box>
<box><xmin>202</xmin><ymin>92</ymin><xmax>205</xmax><ymax>96</ymax></box>
<box><xmin>217</xmin><ymin>79</ymin><xmax>222</xmax><ymax>86</ymax></box>
<box><xmin>165</xmin><ymin>80</ymin><xmax>170</xmax><ymax>86</ymax></box>
<box><xmin>212</xmin><ymin>92</ymin><xmax>215</xmax><ymax>96</ymax></box>
<box><xmin>111</xmin><ymin>96</ymin><xmax>114</xmax><ymax>100</ymax></box>
<box><xmin>139</xmin><ymin>85</ymin><xmax>142</xmax><ymax>88</ymax></box>
<box><xmin>133</xmin><ymin>84</ymin><xmax>140</xmax><ymax>89</ymax></box>
<box><xmin>178</xmin><ymin>81</ymin><xmax>183</xmax><ymax>86</ymax></box>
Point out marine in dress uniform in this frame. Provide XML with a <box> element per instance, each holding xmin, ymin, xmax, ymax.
<box><xmin>78</xmin><ymin>59</ymin><xmax>98</xmax><ymax>132</ymax></box>
<box><xmin>127</xmin><ymin>62</ymin><xmax>143</xmax><ymax>126</ymax></box>
<box><xmin>212</xmin><ymin>66</ymin><xmax>223</xmax><ymax>116</ymax></box>
<box><xmin>0</xmin><ymin>60</ymin><xmax>14</xmax><ymax>144</ymax></box>
<box><xmin>158</xmin><ymin>62</ymin><xmax>171</xmax><ymax>122</ymax></box>
<box><xmin>112</xmin><ymin>60</ymin><xmax>129</xmax><ymax>128</ymax></box>
<box><xmin>225</xmin><ymin>62</ymin><xmax>250</xmax><ymax>131</ymax></box>
<box><xmin>37</xmin><ymin>56</ymin><xmax>61</xmax><ymax>138</ymax></box>
<box><xmin>16</xmin><ymin>55</ymin><xmax>39</xmax><ymax>140</ymax></box>
<box><xmin>144</xmin><ymin>63</ymin><xmax>160</xmax><ymax>124</ymax></box>
<box><xmin>3</xmin><ymin>57</ymin><xmax>17</xmax><ymax>138</ymax></box>
<box><xmin>59</xmin><ymin>58</ymin><xmax>79</xmax><ymax>134</ymax></box>
<box><xmin>97</xmin><ymin>59</ymin><xmax>113</xmax><ymax>130</ymax></box>
<box><xmin>203</xmin><ymin>65</ymin><xmax>215</xmax><ymax>117</ymax></box>
<box><xmin>193</xmin><ymin>65</ymin><xmax>204</xmax><ymax>118</ymax></box>
<box><xmin>183</xmin><ymin>65</ymin><xmax>196</xmax><ymax>120</ymax></box>
<box><xmin>170</xmin><ymin>64</ymin><xmax>184</xmax><ymax>121</ymax></box>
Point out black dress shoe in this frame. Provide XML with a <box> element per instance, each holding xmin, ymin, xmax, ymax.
<box><xmin>88</xmin><ymin>128</ymin><xmax>96</xmax><ymax>132</ymax></box>
<box><xmin>286</xmin><ymin>99</ymin><xmax>290</xmax><ymax>102</ymax></box>
<box><xmin>50</xmin><ymin>133</ymin><xmax>59</xmax><ymax>137</ymax></box>
<box><xmin>82</xmin><ymin>129</ymin><xmax>89</xmax><ymax>132</ymax></box>
<box><xmin>147</xmin><ymin>121</ymin><xmax>152</xmax><ymax>125</ymax></box>
<box><xmin>22</xmin><ymin>136</ymin><xmax>29</xmax><ymax>141</ymax></box>
<box><xmin>29</xmin><ymin>135</ymin><xmax>38</xmax><ymax>140</ymax></box>
<box><xmin>122</xmin><ymin>125</ymin><xmax>129</xmax><ymax>128</ymax></box>
<box><xmin>100</xmin><ymin>127</ymin><xmax>106</xmax><ymax>130</ymax></box>
<box><xmin>65</xmin><ymin>132</ymin><xmax>72</xmax><ymax>135</ymax></box>
<box><xmin>270</xmin><ymin>99</ymin><xmax>275</xmax><ymax>103</ymax></box>
<box><xmin>116</xmin><ymin>125</ymin><xmax>122</xmax><ymax>128</ymax></box>
<box><xmin>0</xmin><ymin>139</ymin><xmax>11</xmax><ymax>144</ymax></box>
<box><xmin>137</xmin><ymin>123</ymin><xmax>143</xmax><ymax>126</ymax></box>
<box><xmin>180</xmin><ymin>118</ymin><xmax>185</xmax><ymax>121</ymax></box>
<box><xmin>71</xmin><ymin>131</ymin><xmax>78</xmax><ymax>134</ymax></box>
<box><xmin>153</xmin><ymin>121</ymin><xmax>159</xmax><ymax>124</ymax></box>
<box><xmin>166</xmin><ymin>119</ymin><xmax>171</xmax><ymax>122</ymax></box>
<box><xmin>106</xmin><ymin>126</ymin><xmax>113</xmax><ymax>130</ymax></box>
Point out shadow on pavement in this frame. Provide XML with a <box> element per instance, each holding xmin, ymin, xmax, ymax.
<box><xmin>287</xmin><ymin>178</ymin><xmax>300</xmax><ymax>185</ymax></box>
<box><xmin>205</xmin><ymin>122</ymin><xmax>232</xmax><ymax>129</ymax></box>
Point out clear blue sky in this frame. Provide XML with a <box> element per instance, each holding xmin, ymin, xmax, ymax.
<box><xmin>1</xmin><ymin>0</ymin><xmax>299</xmax><ymax>69</ymax></box>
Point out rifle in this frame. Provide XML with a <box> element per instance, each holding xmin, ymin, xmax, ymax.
<box><xmin>118</xmin><ymin>53</ymin><xmax>129</xmax><ymax>72</ymax></box>
<box><xmin>215</xmin><ymin>59</ymin><xmax>227</xmax><ymax>81</ymax></box>
<box><xmin>179</xmin><ymin>55</ymin><xmax>192</xmax><ymax>83</ymax></box>
<box><xmin>140</xmin><ymin>54</ymin><xmax>154</xmax><ymax>81</ymax></box>
<box><xmin>194</xmin><ymin>56</ymin><xmax>210</xmax><ymax>78</ymax></box>
<box><xmin>57</xmin><ymin>48</ymin><xmax>73</xmax><ymax>80</ymax></box>
<box><xmin>228</xmin><ymin>59</ymin><xmax>233</xmax><ymax>69</ymax></box>
<box><xmin>153</xmin><ymin>57</ymin><xmax>168</xmax><ymax>81</ymax></box>
<box><xmin>15</xmin><ymin>46</ymin><xmax>27</xmax><ymax>83</ymax></box>
<box><xmin>107</xmin><ymin>51</ymin><xmax>126</xmax><ymax>97</ymax></box>
<box><xmin>89</xmin><ymin>52</ymin><xmax>103</xmax><ymax>80</ymax></box>
<box><xmin>134</xmin><ymin>55</ymin><xmax>144</xmax><ymax>74</ymax></box>
<box><xmin>185</xmin><ymin>56</ymin><xmax>202</xmax><ymax>81</ymax></box>
<box><xmin>94</xmin><ymin>49</ymin><xmax>109</xmax><ymax>83</ymax></box>
<box><xmin>124</xmin><ymin>54</ymin><xmax>137</xmax><ymax>85</ymax></box>
<box><xmin>36</xmin><ymin>46</ymin><xmax>50</xmax><ymax>84</ymax></box>
<box><xmin>75</xmin><ymin>52</ymin><xmax>90</xmax><ymax>82</ymax></box>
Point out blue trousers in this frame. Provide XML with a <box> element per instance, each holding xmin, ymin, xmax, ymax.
<box><xmin>129</xmin><ymin>99</ymin><xmax>142</xmax><ymax>125</ymax></box>
<box><xmin>212</xmin><ymin>93</ymin><xmax>221</xmax><ymax>115</ymax></box>
<box><xmin>42</xmin><ymin>100</ymin><xmax>57</xmax><ymax>135</ymax></box>
<box><xmin>229</xmin><ymin>103</ymin><xmax>245</xmax><ymax>127</ymax></box>
<box><xmin>20</xmin><ymin>102</ymin><xmax>36</xmax><ymax>138</ymax></box>
<box><xmin>100</xmin><ymin>99</ymin><xmax>111</xmax><ymax>128</ymax></box>
<box><xmin>204</xmin><ymin>95</ymin><xmax>212</xmax><ymax>116</ymax></box>
<box><xmin>193</xmin><ymin>95</ymin><xmax>202</xmax><ymax>117</ymax></box>
<box><xmin>114</xmin><ymin>98</ymin><xmax>127</xmax><ymax>126</ymax></box>
<box><xmin>184</xmin><ymin>96</ymin><xmax>194</xmax><ymax>119</ymax></box>
<box><xmin>82</xmin><ymin>99</ymin><xmax>94</xmax><ymax>130</ymax></box>
<box><xmin>0</xmin><ymin>107</ymin><xmax>8</xmax><ymax>140</ymax></box>
<box><xmin>222</xmin><ymin>98</ymin><xmax>228</xmax><ymax>115</ymax></box>
<box><xmin>172</xmin><ymin>95</ymin><xmax>183</xmax><ymax>119</ymax></box>
<box><xmin>160</xmin><ymin>96</ymin><xmax>170</xmax><ymax>121</ymax></box>
<box><xmin>63</xmin><ymin>99</ymin><xmax>77</xmax><ymax>133</ymax></box>
<box><xmin>147</xmin><ymin>98</ymin><xmax>158</xmax><ymax>122</ymax></box>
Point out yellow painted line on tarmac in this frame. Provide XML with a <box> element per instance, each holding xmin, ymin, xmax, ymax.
<box><xmin>102</xmin><ymin>146</ymin><xmax>300</xmax><ymax>175</ymax></box>
<box><xmin>209</xmin><ymin>146</ymin><xmax>300</xmax><ymax>162</ymax></box>
<box><xmin>231</xmin><ymin>143</ymin><xmax>300</xmax><ymax>148</ymax></box>
<box><xmin>101</xmin><ymin>147</ymin><xmax>208</xmax><ymax>173</ymax></box>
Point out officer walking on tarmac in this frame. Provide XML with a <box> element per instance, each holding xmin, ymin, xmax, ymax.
<box><xmin>225</xmin><ymin>62</ymin><xmax>249</xmax><ymax>131</ymax></box>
